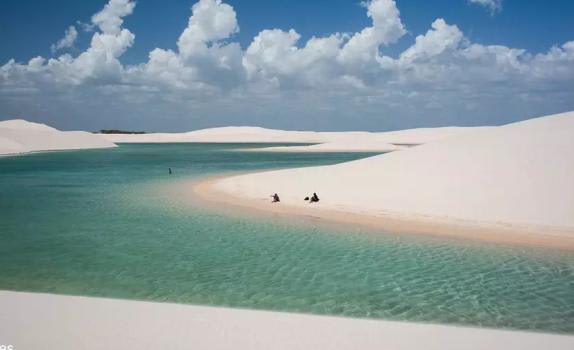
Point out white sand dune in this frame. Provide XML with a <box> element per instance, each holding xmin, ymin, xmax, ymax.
<box><xmin>209</xmin><ymin>111</ymin><xmax>574</xmax><ymax>235</ymax></box>
<box><xmin>101</xmin><ymin>126</ymin><xmax>368</xmax><ymax>143</ymax></box>
<box><xmin>0</xmin><ymin>119</ymin><xmax>116</xmax><ymax>156</ymax></box>
<box><xmin>101</xmin><ymin>125</ymin><xmax>488</xmax><ymax>153</ymax></box>
<box><xmin>1</xmin><ymin>291</ymin><xmax>573</xmax><ymax>350</ymax></box>
<box><xmin>236</xmin><ymin>126</ymin><xmax>494</xmax><ymax>153</ymax></box>
<box><xmin>244</xmin><ymin>140</ymin><xmax>405</xmax><ymax>153</ymax></box>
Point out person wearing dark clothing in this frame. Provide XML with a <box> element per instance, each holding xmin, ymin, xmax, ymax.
<box><xmin>271</xmin><ymin>193</ymin><xmax>280</xmax><ymax>202</ymax></box>
<box><xmin>310</xmin><ymin>193</ymin><xmax>319</xmax><ymax>203</ymax></box>
<box><xmin>169</xmin><ymin>168</ymin><xmax>172</xmax><ymax>175</ymax></box>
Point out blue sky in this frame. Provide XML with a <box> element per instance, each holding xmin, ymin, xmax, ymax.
<box><xmin>2</xmin><ymin>1</ymin><xmax>572</xmax><ymax>64</ymax></box>
<box><xmin>0</xmin><ymin>0</ymin><xmax>573</xmax><ymax>131</ymax></box>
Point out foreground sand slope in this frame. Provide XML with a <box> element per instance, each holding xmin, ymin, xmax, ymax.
<box><xmin>213</xmin><ymin>111</ymin><xmax>574</xmax><ymax>230</ymax></box>
<box><xmin>1</xmin><ymin>291</ymin><xmax>573</xmax><ymax>350</ymax></box>
<box><xmin>0</xmin><ymin>119</ymin><xmax>116</xmax><ymax>155</ymax></box>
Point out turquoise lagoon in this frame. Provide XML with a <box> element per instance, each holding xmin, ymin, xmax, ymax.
<box><xmin>0</xmin><ymin>143</ymin><xmax>573</xmax><ymax>333</ymax></box>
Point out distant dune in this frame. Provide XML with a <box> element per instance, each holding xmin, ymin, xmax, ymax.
<box><xmin>0</xmin><ymin>119</ymin><xmax>116</xmax><ymax>156</ymax></box>
<box><xmin>204</xmin><ymin>111</ymin><xmax>574</xmax><ymax>243</ymax></box>
<box><xmin>242</xmin><ymin>140</ymin><xmax>406</xmax><ymax>153</ymax></box>
<box><xmin>101</xmin><ymin>125</ymin><xmax>489</xmax><ymax>152</ymax></box>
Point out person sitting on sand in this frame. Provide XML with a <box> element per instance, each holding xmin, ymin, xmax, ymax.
<box><xmin>309</xmin><ymin>193</ymin><xmax>319</xmax><ymax>203</ymax></box>
<box><xmin>271</xmin><ymin>193</ymin><xmax>280</xmax><ymax>203</ymax></box>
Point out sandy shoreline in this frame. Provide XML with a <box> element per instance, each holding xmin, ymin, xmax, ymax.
<box><xmin>2</xmin><ymin>290</ymin><xmax>573</xmax><ymax>350</ymax></box>
<box><xmin>191</xmin><ymin>175</ymin><xmax>574</xmax><ymax>251</ymax></box>
<box><xmin>185</xmin><ymin>112</ymin><xmax>574</xmax><ymax>251</ymax></box>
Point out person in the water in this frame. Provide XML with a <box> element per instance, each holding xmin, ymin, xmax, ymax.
<box><xmin>169</xmin><ymin>168</ymin><xmax>172</xmax><ymax>175</ymax></box>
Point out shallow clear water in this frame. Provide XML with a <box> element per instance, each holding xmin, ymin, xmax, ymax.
<box><xmin>1</xmin><ymin>144</ymin><xmax>573</xmax><ymax>333</ymax></box>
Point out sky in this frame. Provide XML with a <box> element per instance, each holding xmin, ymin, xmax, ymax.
<box><xmin>0</xmin><ymin>0</ymin><xmax>573</xmax><ymax>132</ymax></box>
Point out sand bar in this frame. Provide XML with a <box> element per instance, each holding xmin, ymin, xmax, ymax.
<box><xmin>191</xmin><ymin>111</ymin><xmax>574</xmax><ymax>250</ymax></box>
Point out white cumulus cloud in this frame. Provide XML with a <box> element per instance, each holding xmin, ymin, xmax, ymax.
<box><xmin>399</xmin><ymin>19</ymin><xmax>464</xmax><ymax>63</ymax></box>
<box><xmin>127</xmin><ymin>0</ymin><xmax>243</xmax><ymax>92</ymax></box>
<box><xmin>91</xmin><ymin>0</ymin><xmax>136</xmax><ymax>35</ymax></box>
<box><xmin>469</xmin><ymin>0</ymin><xmax>503</xmax><ymax>15</ymax></box>
<box><xmin>1</xmin><ymin>0</ymin><xmax>136</xmax><ymax>86</ymax></box>
<box><xmin>1</xmin><ymin>0</ymin><xmax>573</xmax><ymax>131</ymax></box>
<box><xmin>338</xmin><ymin>0</ymin><xmax>406</xmax><ymax>64</ymax></box>
<box><xmin>51</xmin><ymin>25</ymin><xmax>78</xmax><ymax>53</ymax></box>
<box><xmin>177</xmin><ymin>0</ymin><xmax>239</xmax><ymax>58</ymax></box>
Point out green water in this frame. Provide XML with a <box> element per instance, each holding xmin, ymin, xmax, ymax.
<box><xmin>1</xmin><ymin>144</ymin><xmax>573</xmax><ymax>333</ymax></box>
